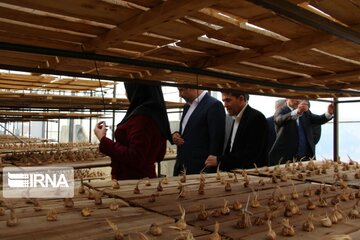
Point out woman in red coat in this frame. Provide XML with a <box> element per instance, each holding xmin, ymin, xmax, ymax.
<box><xmin>94</xmin><ymin>82</ymin><xmax>172</xmax><ymax>180</ymax></box>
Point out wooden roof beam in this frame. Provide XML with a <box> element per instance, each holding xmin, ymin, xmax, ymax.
<box><xmin>0</xmin><ymin>111</ymin><xmax>103</xmax><ymax>118</ymax></box>
<box><xmin>247</xmin><ymin>0</ymin><xmax>360</xmax><ymax>45</ymax></box>
<box><xmin>83</xmin><ymin>0</ymin><xmax>222</xmax><ymax>52</ymax></box>
<box><xmin>0</xmin><ymin>102</ymin><xmax>119</xmax><ymax>111</ymax></box>
<box><xmin>0</xmin><ymin>91</ymin><xmax>184</xmax><ymax>110</ymax></box>
<box><xmin>184</xmin><ymin>15</ymin><xmax>339</xmax><ymax>68</ymax></box>
<box><xmin>278</xmin><ymin>69</ymin><xmax>360</xmax><ymax>85</ymax></box>
<box><xmin>0</xmin><ymin>78</ymin><xmax>109</xmax><ymax>91</ymax></box>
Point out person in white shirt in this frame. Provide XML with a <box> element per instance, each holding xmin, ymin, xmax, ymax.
<box><xmin>172</xmin><ymin>88</ymin><xmax>225</xmax><ymax>175</ymax></box>
<box><xmin>205</xmin><ymin>91</ymin><xmax>268</xmax><ymax>171</ymax></box>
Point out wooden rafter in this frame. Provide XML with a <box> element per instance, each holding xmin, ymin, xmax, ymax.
<box><xmin>0</xmin><ymin>111</ymin><xmax>103</xmax><ymax>119</ymax></box>
<box><xmin>84</xmin><ymin>0</ymin><xmax>222</xmax><ymax>51</ymax></box>
<box><xmin>0</xmin><ymin>92</ymin><xmax>184</xmax><ymax>111</ymax></box>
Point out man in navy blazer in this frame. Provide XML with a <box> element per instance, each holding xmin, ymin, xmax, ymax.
<box><xmin>172</xmin><ymin>88</ymin><xmax>225</xmax><ymax>175</ymax></box>
<box><xmin>269</xmin><ymin>99</ymin><xmax>334</xmax><ymax>165</ymax></box>
<box><xmin>205</xmin><ymin>91</ymin><xmax>268</xmax><ymax>171</ymax></box>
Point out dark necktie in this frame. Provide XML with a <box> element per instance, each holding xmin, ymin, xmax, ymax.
<box><xmin>296</xmin><ymin>117</ymin><xmax>308</xmax><ymax>158</ymax></box>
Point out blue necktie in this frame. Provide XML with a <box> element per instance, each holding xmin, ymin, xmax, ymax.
<box><xmin>297</xmin><ymin>118</ymin><xmax>308</xmax><ymax>158</ymax></box>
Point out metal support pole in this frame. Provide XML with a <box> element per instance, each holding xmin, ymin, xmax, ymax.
<box><xmin>57</xmin><ymin>119</ymin><xmax>61</xmax><ymax>143</ymax></box>
<box><xmin>69</xmin><ymin>119</ymin><xmax>74</xmax><ymax>143</ymax></box>
<box><xmin>333</xmin><ymin>98</ymin><xmax>339</xmax><ymax>162</ymax></box>
<box><xmin>46</xmin><ymin>120</ymin><xmax>49</xmax><ymax>140</ymax></box>
<box><xmin>89</xmin><ymin>91</ymin><xmax>93</xmax><ymax>143</ymax></box>
<box><xmin>112</xmin><ymin>82</ymin><xmax>117</xmax><ymax>141</ymax></box>
<box><xmin>41</xmin><ymin>120</ymin><xmax>46</xmax><ymax>139</ymax></box>
<box><xmin>89</xmin><ymin>117</ymin><xmax>92</xmax><ymax>143</ymax></box>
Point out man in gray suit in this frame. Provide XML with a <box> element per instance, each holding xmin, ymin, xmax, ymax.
<box><xmin>269</xmin><ymin>99</ymin><xmax>334</xmax><ymax>165</ymax></box>
<box><xmin>266</xmin><ymin>99</ymin><xmax>286</xmax><ymax>156</ymax></box>
<box><xmin>172</xmin><ymin>88</ymin><xmax>225</xmax><ymax>175</ymax></box>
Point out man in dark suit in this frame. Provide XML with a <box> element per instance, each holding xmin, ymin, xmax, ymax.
<box><xmin>172</xmin><ymin>88</ymin><xmax>225</xmax><ymax>175</ymax></box>
<box><xmin>205</xmin><ymin>91</ymin><xmax>268</xmax><ymax>171</ymax></box>
<box><xmin>269</xmin><ymin>99</ymin><xmax>334</xmax><ymax>165</ymax></box>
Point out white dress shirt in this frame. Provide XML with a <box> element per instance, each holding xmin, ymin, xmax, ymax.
<box><xmin>230</xmin><ymin>104</ymin><xmax>248</xmax><ymax>151</ymax></box>
<box><xmin>181</xmin><ymin>91</ymin><xmax>207</xmax><ymax>134</ymax></box>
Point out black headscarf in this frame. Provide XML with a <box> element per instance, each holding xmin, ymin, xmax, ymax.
<box><xmin>120</xmin><ymin>82</ymin><xmax>172</xmax><ymax>142</ymax></box>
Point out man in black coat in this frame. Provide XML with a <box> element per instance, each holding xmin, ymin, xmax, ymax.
<box><xmin>269</xmin><ymin>99</ymin><xmax>334</xmax><ymax>165</ymax></box>
<box><xmin>205</xmin><ymin>91</ymin><xmax>268</xmax><ymax>171</ymax></box>
<box><xmin>172</xmin><ymin>88</ymin><xmax>225</xmax><ymax>175</ymax></box>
